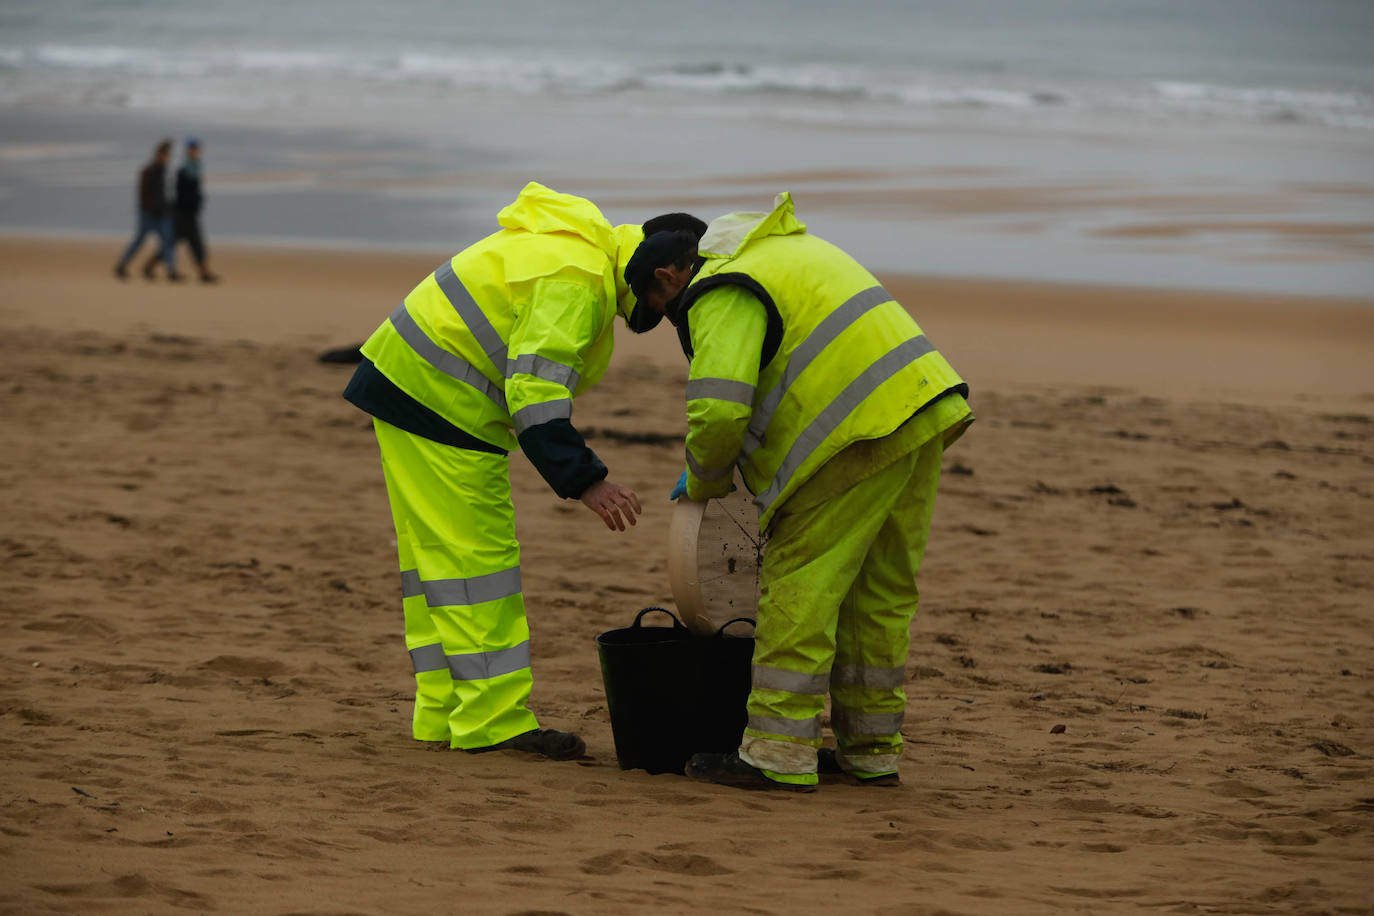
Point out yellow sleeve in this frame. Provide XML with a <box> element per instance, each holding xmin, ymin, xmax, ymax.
<box><xmin>504</xmin><ymin>274</ymin><xmax>614</xmax><ymax>498</ymax></box>
<box><xmin>504</xmin><ymin>276</ymin><xmax>602</xmax><ymax>434</ymax></box>
<box><xmin>684</xmin><ymin>285</ymin><xmax>767</xmax><ymax>500</ymax></box>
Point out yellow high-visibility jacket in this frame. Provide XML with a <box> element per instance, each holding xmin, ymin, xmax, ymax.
<box><xmin>354</xmin><ymin>182</ymin><xmax>644</xmax><ymax>497</ymax></box>
<box><xmin>674</xmin><ymin>192</ymin><xmax>970</xmax><ymax>530</ymax></box>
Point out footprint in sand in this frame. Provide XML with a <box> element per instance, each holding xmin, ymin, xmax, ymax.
<box><xmin>579</xmin><ymin>849</ymin><xmax>733</xmax><ymax>877</ymax></box>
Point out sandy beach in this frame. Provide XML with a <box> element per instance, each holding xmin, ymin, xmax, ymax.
<box><xmin>1</xmin><ymin>235</ymin><xmax>1372</xmax><ymax>914</ymax></box>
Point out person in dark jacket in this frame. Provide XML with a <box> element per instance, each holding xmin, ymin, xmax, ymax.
<box><xmin>172</xmin><ymin>138</ymin><xmax>218</xmax><ymax>283</ymax></box>
<box><xmin>114</xmin><ymin>139</ymin><xmax>181</xmax><ymax>281</ymax></box>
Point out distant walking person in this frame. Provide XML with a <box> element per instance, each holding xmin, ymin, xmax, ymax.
<box><xmin>173</xmin><ymin>137</ymin><xmax>219</xmax><ymax>284</ymax></box>
<box><xmin>114</xmin><ymin>139</ymin><xmax>181</xmax><ymax>281</ymax></box>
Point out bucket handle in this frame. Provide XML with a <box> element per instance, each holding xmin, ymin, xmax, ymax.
<box><xmin>716</xmin><ymin>616</ymin><xmax>756</xmax><ymax>637</ymax></box>
<box><xmin>632</xmin><ymin>606</ymin><xmax>690</xmax><ymax>632</ymax></box>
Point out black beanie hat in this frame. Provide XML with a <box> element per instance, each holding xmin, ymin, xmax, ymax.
<box><xmin>642</xmin><ymin>212</ymin><xmax>707</xmax><ymax>239</ymax></box>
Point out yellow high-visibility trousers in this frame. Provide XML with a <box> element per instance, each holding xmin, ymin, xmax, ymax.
<box><xmin>740</xmin><ymin>434</ymin><xmax>944</xmax><ymax>783</ymax></box>
<box><xmin>373</xmin><ymin>419</ymin><xmax>540</xmax><ymax>749</ymax></box>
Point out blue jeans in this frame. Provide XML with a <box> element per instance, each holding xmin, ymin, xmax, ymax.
<box><xmin>117</xmin><ymin>210</ymin><xmax>176</xmax><ymax>272</ymax></box>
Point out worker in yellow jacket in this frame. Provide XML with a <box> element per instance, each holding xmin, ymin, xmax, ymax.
<box><xmin>624</xmin><ymin>193</ymin><xmax>973</xmax><ymax>789</ymax></box>
<box><xmin>344</xmin><ymin>182</ymin><xmax>701</xmax><ymax>759</ymax></box>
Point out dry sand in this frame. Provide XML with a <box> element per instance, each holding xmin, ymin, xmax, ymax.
<box><xmin>1</xmin><ymin>236</ymin><xmax>1372</xmax><ymax>914</ymax></box>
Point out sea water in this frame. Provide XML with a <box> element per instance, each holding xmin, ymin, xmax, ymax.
<box><xmin>2</xmin><ymin>0</ymin><xmax>1372</xmax><ymax>294</ymax></box>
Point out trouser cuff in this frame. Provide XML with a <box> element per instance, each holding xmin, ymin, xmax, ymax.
<box><xmin>838</xmin><ymin>750</ymin><xmax>902</xmax><ymax>775</ymax></box>
<box><xmin>740</xmin><ymin>735</ymin><xmax>819</xmax><ymax>775</ymax></box>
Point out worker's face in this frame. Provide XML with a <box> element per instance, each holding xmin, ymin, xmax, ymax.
<box><xmin>643</xmin><ymin>263</ymin><xmax>694</xmax><ymax>315</ymax></box>
<box><xmin>187</xmin><ymin>145</ymin><xmax>201</xmax><ymax>160</ymax></box>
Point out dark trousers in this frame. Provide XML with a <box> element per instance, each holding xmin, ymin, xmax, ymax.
<box><xmin>117</xmin><ymin>210</ymin><xmax>175</xmax><ymax>271</ymax></box>
<box><xmin>174</xmin><ymin>211</ymin><xmax>207</xmax><ymax>266</ymax></box>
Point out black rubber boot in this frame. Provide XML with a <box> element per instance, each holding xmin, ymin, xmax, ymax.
<box><xmin>685</xmin><ymin>751</ymin><xmax>816</xmax><ymax>792</ymax></box>
<box><xmin>466</xmin><ymin>728</ymin><xmax>585</xmax><ymax>761</ymax></box>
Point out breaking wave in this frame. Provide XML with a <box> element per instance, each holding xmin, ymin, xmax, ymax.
<box><xmin>1</xmin><ymin>42</ymin><xmax>1370</xmax><ymax>130</ymax></box>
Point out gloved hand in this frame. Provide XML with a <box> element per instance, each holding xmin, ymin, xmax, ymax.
<box><xmin>669</xmin><ymin>470</ymin><xmax>688</xmax><ymax>501</ymax></box>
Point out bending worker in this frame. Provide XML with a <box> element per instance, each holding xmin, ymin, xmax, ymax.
<box><xmin>344</xmin><ymin>182</ymin><xmax>676</xmax><ymax>760</ymax></box>
<box><xmin>625</xmin><ymin>193</ymin><xmax>973</xmax><ymax>790</ymax></box>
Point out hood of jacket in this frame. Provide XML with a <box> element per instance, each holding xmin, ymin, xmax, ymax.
<box><xmin>497</xmin><ymin>181</ymin><xmax>618</xmax><ymax>256</ymax></box>
<box><xmin>697</xmin><ymin>191</ymin><xmax>808</xmax><ymax>260</ymax></box>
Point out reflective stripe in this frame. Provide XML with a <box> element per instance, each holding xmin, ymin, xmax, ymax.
<box><xmin>747</xmin><ymin>713</ymin><xmax>822</xmax><ymax>740</ymax></box>
<box><xmin>686</xmin><ymin>377</ymin><xmax>756</xmax><ymax>407</ymax></box>
<box><xmin>831</xmin><ymin>664</ymin><xmax>906</xmax><ymax>689</ymax></box>
<box><xmin>757</xmin><ymin>334</ymin><xmax>936</xmax><ymax>514</ymax></box>
<box><xmin>509</xmin><ymin>353</ymin><xmax>580</xmax><ymax>393</ymax></box>
<box><xmin>686</xmin><ymin>449</ymin><xmax>734</xmax><ymax>482</ymax></box>
<box><xmin>408</xmin><ymin>642</ymin><xmax>447</xmax><ymax>674</ymax></box>
<box><xmin>433</xmin><ymin>260</ymin><xmax>507</xmax><ymax>373</ymax></box>
<box><xmin>511</xmin><ymin>398</ymin><xmax>572</xmax><ymax>433</ymax></box>
<box><xmin>422</xmin><ymin>566</ymin><xmax>522</xmax><ymax>607</ymax></box>
<box><xmin>400</xmin><ymin>568</ymin><xmax>424</xmax><ymax>599</ymax></box>
<box><xmin>447</xmin><ymin>640</ymin><xmax>532</xmax><ymax>681</ymax></box>
<box><xmin>745</xmin><ymin>285</ymin><xmax>892</xmax><ymax>450</ymax></box>
<box><xmin>751</xmin><ymin>664</ymin><xmax>829</xmax><ymax>695</ymax></box>
<box><xmin>831</xmin><ymin>706</ymin><xmax>905</xmax><ymax>736</ymax></box>
<box><xmin>388</xmin><ymin>303</ymin><xmax>508</xmax><ymax>412</ymax></box>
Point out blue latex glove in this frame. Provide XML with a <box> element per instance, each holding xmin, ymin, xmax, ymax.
<box><xmin>669</xmin><ymin>470</ymin><xmax>688</xmax><ymax>501</ymax></box>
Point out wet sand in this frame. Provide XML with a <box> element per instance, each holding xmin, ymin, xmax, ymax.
<box><xmin>6</xmin><ymin>103</ymin><xmax>1374</xmax><ymax>298</ymax></box>
<box><xmin>1</xmin><ymin>236</ymin><xmax>1372</xmax><ymax>914</ymax></box>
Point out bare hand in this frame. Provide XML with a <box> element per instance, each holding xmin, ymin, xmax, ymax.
<box><xmin>580</xmin><ymin>480</ymin><xmax>642</xmax><ymax>532</ymax></box>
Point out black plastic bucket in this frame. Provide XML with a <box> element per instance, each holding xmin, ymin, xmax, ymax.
<box><xmin>596</xmin><ymin>607</ymin><xmax>754</xmax><ymax>775</ymax></box>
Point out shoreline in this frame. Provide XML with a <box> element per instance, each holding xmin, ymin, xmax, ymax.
<box><xmin>8</xmin><ymin>227</ymin><xmax>1374</xmax><ymax>304</ymax></box>
<box><xmin>5</xmin><ymin>101</ymin><xmax>1374</xmax><ymax>299</ymax></box>
<box><xmin>4</xmin><ymin>233</ymin><xmax>1371</xmax><ymax>407</ymax></box>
